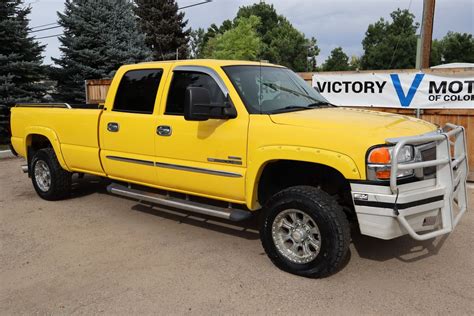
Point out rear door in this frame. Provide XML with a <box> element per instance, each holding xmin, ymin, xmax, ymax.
<box><xmin>100</xmin><ymin>65</ymin><xmax>171</xmax><ymax>185</ymax></box>
<box><xmin>153</xmin><ymin>66</ymin><xmax>249</xmax><ymax>203</ymax></box>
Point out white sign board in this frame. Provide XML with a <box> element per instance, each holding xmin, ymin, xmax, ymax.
<box><xmin>312</xmin><ymin>72</ymin><xmax>474</xmax><ymax>109</ymax></box>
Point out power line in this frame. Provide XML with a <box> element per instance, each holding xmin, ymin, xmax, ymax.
<box><xmin>178</xmin><ymin>0</ymin><xmax>212</xmax><ymax>10</ymax></box>
<box><xmin>30</xmin><ymin>22</ymin><xmax>58</xmax><ymax>30</ymax></box>
<box><xmin>388</xmin><ymin>0</ymin><xmax>414</xmax><ymax>69</ymax></box>
<box><xmin>35</xmin><ymin>33</ymin><xmax>63</xmax><ymax>40</ymax></box>
<box><xmin>29</xmin><ymin>25</ymin><xmax>62</xmax><ymax>33</ymax></box>
<box><xmin>32</xmin><ymin>0</ymin><xmax>213</xmax><ymax>41</ymax></box>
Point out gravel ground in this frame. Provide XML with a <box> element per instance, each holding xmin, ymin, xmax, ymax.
<box><xmin>1</xmin><ymin>157</ymin><xmax>473</xmax><ymax>315</ymax></box>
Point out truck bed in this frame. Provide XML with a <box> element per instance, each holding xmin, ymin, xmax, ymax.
<box><xmin>10</xmin><ymin>103</ymin><xmax>105</xmax><ymax>176</ymax></box>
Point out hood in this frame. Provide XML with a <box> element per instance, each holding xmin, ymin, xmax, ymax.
<box><xmin>269</xmin><ymin>107</ymin><xmax>436</xmax><ymax>142</ymax></box>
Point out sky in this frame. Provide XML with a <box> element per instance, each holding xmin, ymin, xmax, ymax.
<box><xmin>25</xmin><ymin>0</ymin><xmax>474</xmax><ymax>65</ymax></box>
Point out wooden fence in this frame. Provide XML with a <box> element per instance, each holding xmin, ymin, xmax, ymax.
<box><xmin>85</xmin><ymin>79</ymin><xmax>112</xmax><ymax>104</ymax></box>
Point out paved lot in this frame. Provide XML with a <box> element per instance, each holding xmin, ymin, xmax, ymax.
<box><xmin>1</xmin><ymin>157</ymin><xmax>473</xmax><ymax>315</ymax></box>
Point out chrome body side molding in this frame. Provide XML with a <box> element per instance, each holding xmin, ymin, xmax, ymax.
<box><xmin>155</xmin><ymin>162</ymin><xmax>242</xmax><ymax>178</ymax></box>
<box><xmin>106</xmin><ymin>155</ymin><xmax>243</xmax><ymax>178</ymax></box>
<box><xmin>106</xmin><ymin>155</ymin><xmax>155</xmax><ymax>166</ymax></box>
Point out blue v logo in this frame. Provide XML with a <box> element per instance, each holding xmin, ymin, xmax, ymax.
<box><xmin>390</xmin><ymin>74</ymin><xmax>425</xmax><ymax>107</ymax></box>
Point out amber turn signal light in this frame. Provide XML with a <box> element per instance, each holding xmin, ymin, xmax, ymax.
<box><xmin>368</xmin><ymin>147</ymin><xmax>391</xmax><ymax>164</ymax></box>
<box><xmin>375</xmin><ymin>170</ymin><xmax>391</xmax><ymax>179</ymax></box>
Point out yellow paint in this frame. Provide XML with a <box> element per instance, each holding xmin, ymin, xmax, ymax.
<box><xmin>10</xmin><ymin>59</ymin><xmax>437</xmax><ymax>210</ymax></box>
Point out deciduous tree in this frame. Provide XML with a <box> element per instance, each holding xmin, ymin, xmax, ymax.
<box><xmin>207</xmin><ymin>16</ymin><xmax>262</xmax><ymax>61</ymax></box>
<box><xmin>202</xmin><ymin>2</ymin><xmax>319</xmax><ymax>71</ymax></box>
<box><xmin>361</xmin><ymin>9</ymin><xmax>419</xmax><ymax>70</ymax></box>
<box><xmin>322</xmin><ymin>47</ymin><xmax>350</xmax><ymax>71</ymax></box>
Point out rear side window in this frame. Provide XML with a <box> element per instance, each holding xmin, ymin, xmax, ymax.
<box><xmin>113</xmin><ymin>69</ymin><xmax>163</xmax><ymax>114</ymax></box>
<box><xmin>165</xmin><ymin>71</ymin><xmax>225</xmax><ymax>115</ymax></box>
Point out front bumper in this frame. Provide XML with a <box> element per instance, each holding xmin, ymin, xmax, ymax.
<box><xmin>351</xmin><ymin>124</ymin><xmax>469</xmax><ymax>240</ymax></box>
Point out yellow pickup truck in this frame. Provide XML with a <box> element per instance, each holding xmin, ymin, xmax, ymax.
<box><xmin>10</xmin><ymin>60</ymin><xmax>469</xmax><ymax>278</ymax></box>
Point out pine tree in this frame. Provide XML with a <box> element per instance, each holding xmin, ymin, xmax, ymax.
<box><xmin>0</xmin><ymin>0</ymin><xmax>46</xmax><ymax>107</ymax></box>
<box><xmin>134</xmin><ymin>0</ymin><xmax>190</xmax><ymax>60</ymax></box>
<box><xmin>53</xmin><ymin>0</ymin><xmax>151</xmax><ymax>103</ymax></box>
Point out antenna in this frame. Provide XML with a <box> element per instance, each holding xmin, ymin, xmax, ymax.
<box><xmin>259</xmin><ymin>60</ymin><xmax>262</xmax><ymax>114</ymax></box>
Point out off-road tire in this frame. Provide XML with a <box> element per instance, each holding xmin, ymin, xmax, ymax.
<box><xmin>31</xmin><ymin>148</ymin><xmax>71</xmax><ymax>200</ymax></box>
<box><xmin>260</xmin><ymin>185</ymin><xmax>350</xmax><ymax>278</ymax></box>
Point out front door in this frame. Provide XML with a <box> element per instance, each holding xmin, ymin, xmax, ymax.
<box><xmin>154</xmin><ymin>66</ymin><xmax>248</xmax><ymax>203</ymax></box>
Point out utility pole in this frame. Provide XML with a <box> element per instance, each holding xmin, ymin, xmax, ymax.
<box><xmin>419</xmin><ymin>0</ymin><xmax>436</xmax><ymax>69</ymax></box>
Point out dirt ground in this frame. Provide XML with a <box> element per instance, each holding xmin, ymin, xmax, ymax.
<box><xmin>1</xmin><ymin>157</ymin><xmax>473</xmax><ymax>315</ymax></box>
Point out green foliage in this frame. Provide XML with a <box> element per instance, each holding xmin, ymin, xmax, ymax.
<box><xmin>361</xmin><ymin>9</ymin><xmax>419</xmax><ymax>70</ymax></box>
<box><xmin>206</xmin><ymin>16</ymin><xmax>261</xmax><ymax>61</ymax></box>
<box><xmin>52</xmin><ymin>0</ymin><xmax>151</xmax><ymax>103</ymax></box>
<box><xmin>431</xmin><ymin>32</ymin><xmax>474</xmax><ymax>65</ymax></box>
<box><xmin>189</xmin><ymin>28</ymin><xmax>205</xmax><ymax>58</ymax></box>
<box><xmin>322</xmin><ymin>47</ymin><xmax>350</xmax><ymax>71</ymax></box>
<box><xmin>134</xmin><ymin>0</ymin><xmax>190</xmax><ymax>60</ymax></box>
<box><xmin>237</xmin><ymin>2</ymin><xmax>319</xmax><ymax>71</ymax></box>
<box><xmin>349</xmin><ymin>55</ymin><xmax>361</xmax><ymax>70</ymax></box>
<box><xmin>430</xmin><ymin>39</ymin><xmax>443</xmax><ymax>66</ymax></box>
<box><xmin>0</xmin><ymin>0</ymin><xmax>46</xmax><ymax>107</ymax></box>
<box><xmin>200</xmin><ymin>2</ymin><xmax>319</xmax><ymax>71</ymax></box>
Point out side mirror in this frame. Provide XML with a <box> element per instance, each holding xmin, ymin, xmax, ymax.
<box><xmin>184</xmin><ymin>87</ymin><xmax>237</xmax><ymax>121</ymax></box>
<box><xmin>184</xmin><ymin>87</ymin><xmax>212</xmax><ymax>121</ymax></box>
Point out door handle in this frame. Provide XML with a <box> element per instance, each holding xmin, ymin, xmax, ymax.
<box><xmin>157</xmin><ymin>125</ymin><xmax>172</xmax><ymax>136</ymax></box>
<box><xmin>107</xmin><ymin>122</ymin><xmax>119</xmax><ymax>132</ymax></box>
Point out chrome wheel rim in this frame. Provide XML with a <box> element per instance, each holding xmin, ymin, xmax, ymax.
<box><xmin>271</xmin><ymin>209</ymin><xmax>321</xmax><ymax>264</ymax></box>
<box><xmin>34</xmin><ymin>160</ymin><xmax>51</xmax><ymax>192</ymax></box>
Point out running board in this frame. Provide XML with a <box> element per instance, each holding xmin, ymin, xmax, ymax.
<box><xmin>107</xmin><ymin>183</ymin><xmax>253</xmax><ymax>222</ymax></box>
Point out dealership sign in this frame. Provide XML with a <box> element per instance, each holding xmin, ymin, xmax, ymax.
<box><xmin>312</xmin><ymin>72</ymin><xmax>474</xmax><ymax>109</ymax></box>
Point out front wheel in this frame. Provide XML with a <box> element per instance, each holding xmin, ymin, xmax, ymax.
<box><xmin>31</xmin><ymin>148</ymin><xmax>71</xmax><ymax>200</ymax></box>
<box><xmin>260</xmin><ymin>186</ymin><xmax>350</xmax><ymax>278</ymax></box>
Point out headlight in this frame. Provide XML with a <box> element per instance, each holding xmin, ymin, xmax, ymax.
<box><xmin>367</xmin><ymin>145</ymin><xmax>414</xmax><ymax>180</ymax></box>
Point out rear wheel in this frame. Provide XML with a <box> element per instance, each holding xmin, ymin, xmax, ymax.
<box><xmin>260</xmin><ymin>185</ymin><xmax>350</xmax><ymax>278</ymax></box>
<box><xmin>31</xmin><ymin>148</ymin><xmax>71</xmax><ymax>200</ymax></box>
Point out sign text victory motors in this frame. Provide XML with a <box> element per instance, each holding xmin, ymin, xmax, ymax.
<box><xmin>312</xmin><ymin>72</ymin><xmax>474</xmax><ymax>109</ymax></box>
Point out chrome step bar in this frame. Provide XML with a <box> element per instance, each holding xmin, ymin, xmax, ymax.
<box><xmin>107</xmin><ymin>183</ymin><xmax>253</xmax><ymax>222</ymax></box>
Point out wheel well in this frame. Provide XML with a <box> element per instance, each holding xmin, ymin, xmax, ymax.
<box><xmin>26</xmin><ymin>134</ymin><xmax>53</xmax><ymax>173</ymax></box>
<box><xmin>257</xmin><ymin>160</ymin><xmax>355</xmax><ymax>220</ymax></box>
<box><xmin>27</xmin><ymin>134</ymin><xmax>52</xmax><ymax>154</ymax></box>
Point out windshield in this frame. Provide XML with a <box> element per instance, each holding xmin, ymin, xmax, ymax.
<box><xmin>222</xmin><ymin>65</ymin><xmax>330</xmax><ymax>114</ymax></box>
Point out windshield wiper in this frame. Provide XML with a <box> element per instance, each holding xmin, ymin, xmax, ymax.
<box><xmin>262</xmin><ymin>82</ymin><xmax>324</xmax><ymax>104</ymax></box>
<box><xmin>267</xmin><ymin>105</ymin><xmax>314</xmax><ymax>114</ymax></box>
<box><xmin>267</xmin><ymin>102</ymin><xmax>333</xmax><ymax>114</ymax></box>
<box><xmin>306</xmin><ymin>102</ymin><xmax>332</xmax><ymax>107</ymax></box>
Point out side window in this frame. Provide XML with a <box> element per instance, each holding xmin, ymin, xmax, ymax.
<box><xmin>165</xmin><ymin>71</ymin><xmax>225</xmax><ymax>115</ymax></box>
<box><xmin>113</xmin><ymin>69</ymin><xmax>163</xmax><ymax>114</ymax></box>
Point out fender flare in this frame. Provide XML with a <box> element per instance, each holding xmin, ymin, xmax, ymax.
<box><xmin>24</xmin><ymin>126</ymin><xmax>70</xmax><ymax>171</ymax></box>
<box><xmin>245</xmin><ymin>145</ymin><xmax>362</xmax><ymax>210</ymax></box>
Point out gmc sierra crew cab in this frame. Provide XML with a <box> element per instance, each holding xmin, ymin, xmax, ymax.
<box><xmin>10</xmin><ymin>60</ymin><xmax>469</xmax><ymax>278</ymax></box>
